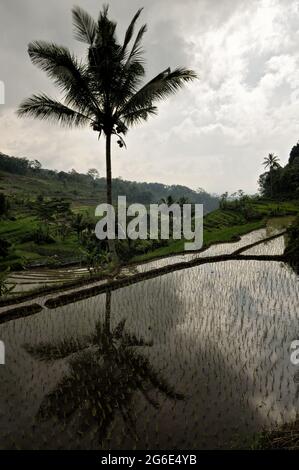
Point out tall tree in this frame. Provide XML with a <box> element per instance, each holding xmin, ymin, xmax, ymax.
<box><xmin>87</xmin><ymin>168</ymin><xmax>100</xmax><ymax>180</ymax></box>
<box><xmin>263</xmin><ymin>153</ymin><xmax>280</xmax><ymax>198</ymax></box>
<box><xmin>289</xmin><ymin>142</ymin><xmax>299</xmax><ymax>165</ymax></box>
<box><xmin>17</xmin><ymin>5</ymin><xmax>197</xmax><ymax>260</ymax></box>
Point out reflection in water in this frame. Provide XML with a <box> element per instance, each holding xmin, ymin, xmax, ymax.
<box><xmin>24</xmin><ymin>292</ymin><xmax>183</xmax><ymax>446</ymax></box>
<box><xmin>0</xmin><ymin>228</ymin><xmax>298</xmax><ymax>450</ymax></box>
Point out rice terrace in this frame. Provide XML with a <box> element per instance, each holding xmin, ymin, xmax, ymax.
<box><xmin>1</xmin><ymin>0</ymin><xmax>299</xmax><ymax>463</ymax></box>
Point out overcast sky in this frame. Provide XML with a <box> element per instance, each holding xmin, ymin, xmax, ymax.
<box><xmin>1</xmin><ymin>0</ymin><xmax>299</xmax><ymax>194</ymax></box>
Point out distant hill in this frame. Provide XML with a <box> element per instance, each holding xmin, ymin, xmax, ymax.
<box><xmin>0</xmin><ymin>152</ymin><xmax>219</xmax><ymax>213</ymax></box>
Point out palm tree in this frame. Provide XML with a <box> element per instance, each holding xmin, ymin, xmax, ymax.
<box><xmin>263</xmin><ymin>153</ymin><xmax>280</xmax><ymax>170</ymax></box>
<box><xmin>178</xmin><ymin>196</ymin><xmax>189</xmax><ymax>207</ymax></box>
<box><xmin>17</xmin><ymin>5</ymin><xmax>197</xmax><ymax>260</ymax></box>
<box><xmin>159</xmin><ymin>195</ymin><xmax>177</xmax><ymax>237</ymax></box>
<box><xmin>263</xmin><ymin>153</ymin><xmax>280</xmax><ymax>198</ymax></box>
<box><xmin>23</xmin><ymin>292</ymin><xmax>183</xmax><ymax>444</ymax></box>
<box><xmin>160</xmin><ymin>195</ymin><xmax>175</xmax><ymax>206</ymax></box>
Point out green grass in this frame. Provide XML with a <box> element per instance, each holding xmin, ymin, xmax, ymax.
<box><xmin>0</xmin><ymin>169</ymin><xmax>104</xmax><ymax>269</ymax></box>
<box><xmin>130</xmin><ymin>201</ymin><xmax>299</xmax><ymax>263</ymax></box>
<box><xmin>1</xmin><ymin>197</ymin><xmax>299</xmax><ymax>270</ymax></box>
<box><xmin>250</xmin><ymin>419</ymin><xmax>299</xmax><ymax>449</ymax></box>
<box><xmin>0</xmin><ymin>215</ymin><xmax>85</xmax><ymax>269</ymax></box>
<box><xmin>251</xmin><ymin>199</ymin><xmax>299</xmax><ymax>214</ymax></box>
<box><xmin>0</xmin><ymin>216</ymin><xmax>38</xmax><ymax>243</ymax></box>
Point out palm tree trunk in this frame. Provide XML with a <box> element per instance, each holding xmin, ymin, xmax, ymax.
<box><xmin>106</xmin><ymin>132</ymin><xmax>113</xmax><ymax>206</ymax></box>
<box><xmin>270</xmin><ymin>168</ymin><xmax>273</xmax><ymax>198</ymax></box>
<box><xmin>105</xmin><ymin>133</ymin><xmax>118</xmax><ymax>262</ymax></box>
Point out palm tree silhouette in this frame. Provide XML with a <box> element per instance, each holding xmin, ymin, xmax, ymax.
<box><xmin>263</xmin><ymin>153</ymin><xmax>280</xmax><ymax>198</ymax></box>
<box><xmin>17</xmin><ymin>5</ymin><xmax>197</xmax><ymax>259</ymax></box>
<box><xmin>23</xmin><ymin>292</ymin><xmax>184</xmax><ymax>445</ymax></box>
<box><xmin>160</xmin><ymin>195</ymin><xmax>176</xmax><ymax>206</ymax></box>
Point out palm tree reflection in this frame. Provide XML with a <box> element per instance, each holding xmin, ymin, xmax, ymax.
<box><xmin>24</xmin><ymin>292</ymin><xmax>183</xmax><ymax>444</ymax></box>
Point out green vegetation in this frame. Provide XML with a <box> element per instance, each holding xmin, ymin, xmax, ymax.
<box><xmin>284</xmin><ymin>215</ymin><xmax>299</xmax><ymax>273</ymax></box>
<box><xmin>0</xmin><ymin>153</ymin><xmax>219</xmax><ymax>272</ymax></box>
<box><xmin>251</xmin><ymin>420</ymin><xmax>299</xmax><ymax>449</ymax></box>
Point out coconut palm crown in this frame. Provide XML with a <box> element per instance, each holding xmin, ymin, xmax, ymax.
<box><xmin>263</xmin><ymin>153</ymin><xmax>280</xmax><ymax>170</ymax></box>
<box><xmin>262</xmin><ymin>153</ymin><xmax>280</xmax><ymax>198</ymax></box>
<box><xmin>17</xmin><ymin>5</ymin><xmax>197</xmax><ymax>258</ymax></box>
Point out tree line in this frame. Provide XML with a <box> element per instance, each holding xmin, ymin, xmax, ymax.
<box><xmin>0</xmin><ymin>152</ymin><xmax>219</xmax><ymax>211</ymax></box>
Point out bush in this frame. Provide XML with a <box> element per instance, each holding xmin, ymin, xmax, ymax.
<box><xmin>284</xmin><ymin>217</ymin><xmax>299</xmax><ymax>273</ymax></box>
<box><xmin>240</xmin><ymin>206</ymin><xmax>263</xmax><ymax>221</ymax></box>
<box><xmin>20</xmin><ymin>229</ymin><xmax>55</xmax><ymax>245</ymax></box>
<box><xmin>0</xmin><ymin>238</ymin><xmax>11</xmax><ymax>258</ymax></box>
<box><xmin>0</xmin><ymin>193</ymin><xmax>9</xmax><ymax>217</ymax></box>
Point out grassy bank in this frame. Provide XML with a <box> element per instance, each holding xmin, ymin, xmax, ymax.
<box><xmin>131</xmin><ymin>200</ymin><xmax>299</xmax><ymax>263</ymax></box>
<box><xmin>1</xmin><ymin>198</ymin><xmax>298</xmax><ymax>270</ymax></box>
<box><xmin>251</xmin><ymin>420</ymin><xmax>299</xmax><ymax>449</ymax></box>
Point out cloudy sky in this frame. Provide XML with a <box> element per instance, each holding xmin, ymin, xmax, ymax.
<box><xmin>1</xmin><ymin>0</ymin><xmax>299</xmax><ymax>194</ymax></box>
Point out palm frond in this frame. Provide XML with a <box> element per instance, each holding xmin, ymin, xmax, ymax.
<box><xmin>99</xmin><ymin>3</ymin><xmax>109</xmax><ymax>20</ymax></box>
<box><xmin>126</xmin><ymin>350</ymin><xmax>184</xmax><ymax>400</ymax></box>
<box><xmin>96</xmin><ymin>4</ymin><xmax>117</xmax><ymax>47</ymax></box>
<box><xmin>38</xmin><ymin>375</ymin><xmax>79</xmax><ymax>422</ymax></box>
<box><xmin>112</xmin><ymin>23</ymin><xmax>147</xmax><ymax>111</ymax></box>
<box><xmin>72</xmin><ymin>6</ymin><xmax>97</xmax><ymax>44</ymax></box>
<box><xmin>122</xmin><ymin>332</ymin><xmax>153</xmax><ymax>347</ymax></box>
<box><xmin>113</xmin><ymin>61</ymin><xmax>145</xmax><ymax>110</ymax></box>
<box><xmin>126</xmin><ymin>24</ymin><xmax>147</xmax><ymax>66</ymax></box>
<box><xmin>122</xmin><ymin>8</ymin><xmax>143</xmax><ymax>53</ymax></box>
<box><xmin>17</xmin><ymin>93</ymin><xmax>92</xmax><ymax>127</ymax></box>
<box><xmin>121</xmin><ymin>67</ymin><xmax>198</xmax><ymax>115</ymax></box>
<box><xmin>263</xmin><ymin>153</ymin><xmax>280</xmax><ymax>169</ymax></box>
<box><xmin>24</xmin><ymin>337</ymin><xmax>91</xmax><ymax>362</ymax></box>
<box><xmin>28</xmin><ymin>40</ymin><xmax>99</xmax><ymax>114</ymax></box>
<box><xmin>122</xmin><ymin>105</ymin><xmax>157</xmax><ymax>126</ymax></box>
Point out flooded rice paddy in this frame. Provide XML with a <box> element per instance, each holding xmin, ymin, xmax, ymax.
<box><xmin>0</xmin><ymin>217</ymin><xmax>298</xmax><ymax>449</ymax></box>
<box><xmin>6</xmin><ymin>267</ymin><xmax>89</xmax><ymax>293</ymax></box>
